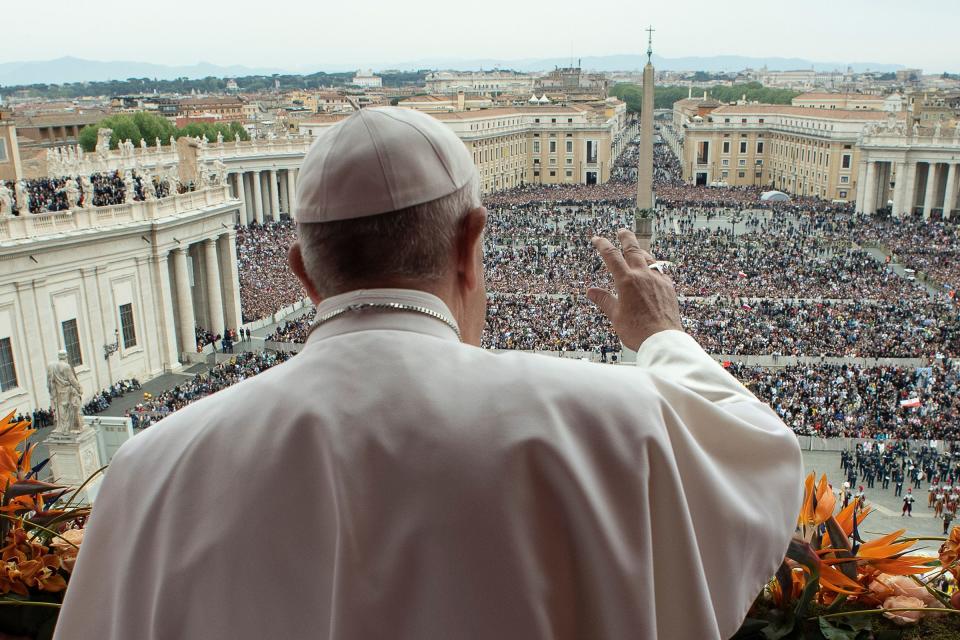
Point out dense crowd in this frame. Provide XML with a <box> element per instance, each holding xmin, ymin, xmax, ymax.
<box><xmin>236</xmin><ymin>221</ymin><xmax>306</xmax><ymax>322</ymax></box>
<box><xmin>729</xmin><ymin>361</ymin><xmax>960</xmax><ymax>441</ymax></box>
<box><xmin>126</xmin><ymin>351</ymin><xmax>293</xmax><ymax>429</ymax></box>
<box><xmin>265</xmin><ymin>311</ymin><xmax>316</xmax><ymax>344</ymax></box>
<box><xmin>2</xmin><ymin>170</ymin><xmax>176</xmax><ymax>214</ymax></box>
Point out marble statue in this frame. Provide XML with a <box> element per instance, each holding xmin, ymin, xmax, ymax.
<box><xmin>80</xmin><ymin>176</ymin><xmax>94</xmax><ymax>207</ymax></box>
<box><xmin>0</xmin><ymin>183</ymin><xmax>13</xmax><ymax>216</ymax></box>
<box><xmin>63</xmin><ymin>178</ymin><xmax>81</xmax><ymax>209</ymax></box>
<box><xmin>156</xmin><ymin>137</ymin><xmax>162</xmax><ymax>150</ymax></box>
<box><xmin>934</xmin><ymin>122</ymin><xmax>942</xmax><ymax>139</ymax></box>
<box><xmin>216</xmin><ymin>131</ymin><xmax>224</xmax><ymax>145</ymax></box>
<box><xmin>235</xmin><ymin>132</ymin><xmax>241</xmax><ymax>143</ymax></box>
<box><xmin>213</xmin><ymin>159</ymin><xmax>226</xmax><ymax>185</ymax></box>
<box><xmin>15</xmin><ymin>180</ymin><xmax>30</xmax><ymax>214</ymax></box>
<box><xmin>47</xmin><ymin>350</ymin><xmax>85</xmax><ymax>434</ymax></box>
<box><xmin>913</xmin><ymin>123</ymin><xmax>920</xmax><ymax>137</ymax></box>
<box><xmin>123</xmin><ymin>171</ymin><xmax>136</xmax><ymax>204</ymax></box>
<box><xmin>170</xmin><ymin>135</ymin><xmax>177</xmax><ymax>148</ymax></box>
<box><xmin>142</xmin><ymin>175</ymin><xmax>157</xmax><ymax>200</ymax></box>
<box><xmin>140</xmin><ymin>138</ymin><xmax>148</xmax><ymax>151</ymax></box>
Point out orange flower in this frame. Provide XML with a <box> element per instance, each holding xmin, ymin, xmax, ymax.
<box><xmin>798</xmin><ymin>472</ymin><xmax>837</xmax><ymax>528</ymax></box>
<box><xmin>939</xmin><ymin>525</ymin><xmax>960</xmax><ymax>567</ymax></box>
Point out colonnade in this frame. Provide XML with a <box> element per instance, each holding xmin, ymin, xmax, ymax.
<box><xmin>858</xmin><ymin>159</ymin><xmax>960</xmax><ymax>218</ymax></box>
<box><xmin>156</xmin><ymin>231</ymin><xmax>243</xmax><ymax>358</ymax></box>
<box><xmin>228</xmin><ymin>168</ymin><xmax>300</xmax><ymax>225</ymax></box>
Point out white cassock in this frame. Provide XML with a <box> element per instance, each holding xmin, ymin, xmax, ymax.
<box><xmin>55</xmin><ymin>288</ymin><xmax>803</xmax><ymax>640</ymax></box>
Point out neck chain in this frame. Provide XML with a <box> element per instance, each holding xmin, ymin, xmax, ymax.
<box><xmin>308</xmin><ymin>302</ymin><xmax>462</xmax><ymax>341</ymax></box>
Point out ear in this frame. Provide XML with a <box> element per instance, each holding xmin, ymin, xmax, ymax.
<box><xmin>457</xmin><ymin>206</ymin><xmax>487</xmax><ymax>291</ymax></box>
<box><xmin>288</xmin><ymin>241</ymin><xmax>323</xmax><ymax>305</ymax></box>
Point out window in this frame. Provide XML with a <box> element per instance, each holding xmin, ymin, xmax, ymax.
<box><xmin>566</xmin><ymin>140</ymin><xmax>573</xmax><ymax>153</ymax></box>
<box><xmin>741</xmin><ymin>118</ymin><xmax>747</xmax><ymax>124</ymax></box>
<box><xmin>755</xmin><ymin>172</ymin><xmax>762</xmax><ymax>178</ymax></box>
<box><xmin>839</xmin><ymin>191</ymin><xmax>847</xmax><ymax>198</ymax></box>
<box><xmin>841</xmin><ymin>154</ymin><xmax>851</xmax><ymax>169</ymax></box>
<box><xmin>549</xmin><ymin>170</ymin><xmax>556</xmax><ymax>177</ymax></box>
<box><xmin>759</xmin><ymin>118</ymin><xmax>765</xmax><ymax>124</ymax></box>
<box><xmin>119</xmin><ymin>303</ymin><xmax>137</xmax><ymax>348</ymax></box>
<box><xmin>722</xmin><ymin>159</ymin><xmax>729</xmax><ymax>166</ymax></box>
<box><xmin>738</xmin><ymin>171</ymin><xmax>746</xmax><ymax>178</ymax></box>
<box><xmin>840</xmin><ymin>176</ymin><xmax>849</xmax><ymax>184</ymax></box>
<box><xmin>739</xmin><ymin>141</ymin><xmax>747</xmax><ymax>153</ymax></box>
<box><xmin>756</xmin><ymin>141</ymin><xmax>764</xmax><ymax>154</ymax></box>
<box><xmin>721</xmin><ymin>170</ymin><xmax>729</xmax><ymax>178</ymax></box>
<box><xmin>738</xmin><ymin>159</ymin><xmax>746</xmax><ymax>167</ymax></box>
<box><xmin>565</xmin><ymin>170</ymin><xmax>572</xmax><ymax>177</ymax></box>
<box><xmin>62</xmin><ymin>319</ymin><xmax>82</xmax><ymax>367</ymax></box>
<box><xmin>724</xmin><ymin>118</ymin><xmax>730</xmax><ymax>123</ymax></box>
<box><xmin>567</xmin><ymin>118</ymin><xmax>573</xmax><ymax>123</ymax></box>
<box><xmin>533</xmin><ymin>140</ymin><xmax>540</xmax><ymax>153</ymax></box>
<box><xmin>549</xmin><ymin>141</ymin><xmax>556</xmax><ymax>153</ymax></box>
<box><xmin>722</xmin><ymin>141</ymin><xmax>730</xmax><ymax>154</ymax></box>
<box><xmin>0</xmin><ymin>338</ymin><xmax>16</xmax><ymax>392</ymax></box>
<box><xmin>551</xmin><ymin>118</ymin><xmax>556</xmax><ymax>123</ymax></box>
<box><xmin>566</xmin><ymin>158</ymin><xmax>572</xmax><ymax>165</ymax></box>
<box><xmin>586</xmin><ymin>140</ymin><xmax>598</xmax><ymax>164</ymax></box>
<box><xmin>0</xmin><ymin>139</ymin><xmax>7</xmax><ymax>163</ymax></box>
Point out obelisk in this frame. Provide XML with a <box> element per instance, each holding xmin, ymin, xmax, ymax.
<box><xmin>635</xmin><ymin>26</ymin><xmax>656</xmax><ymax>252</ymax></box>
<box><xmin>623</xmin><ymin>27</ymin><xmax>656</xmax><ymax>365</ymax></box>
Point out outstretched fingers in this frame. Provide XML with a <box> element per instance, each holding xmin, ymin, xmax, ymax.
<box><xmin>617</xmin><ymin>228</ymin><xmax>649</xmax><ymax>269</ymax></box>
<box><xmin>591</xmin><ymin>235</ymin><xmax>629</xmax><ymax>283</ymax></box>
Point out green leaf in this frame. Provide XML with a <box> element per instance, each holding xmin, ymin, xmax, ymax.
<box><xmin>818</xmin><ymin>617</ymin><xmax>858</xmax><ymax>640</ymax></box>
<box><xmin>730</xmin><ymin>617</ymin><xmax>769</xmax><ymax>639</ymax></box>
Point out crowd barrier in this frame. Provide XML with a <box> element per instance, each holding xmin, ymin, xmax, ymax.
<box><xmin>795</xmin><ymin>436</ymin><xmax>954</xmax><ymax>452</ymax></box>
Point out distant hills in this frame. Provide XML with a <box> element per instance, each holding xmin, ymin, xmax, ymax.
<box><xmin>0</xmin><ymin>54</ymin><xmax>907</xmax><ymax>87</ymax></box>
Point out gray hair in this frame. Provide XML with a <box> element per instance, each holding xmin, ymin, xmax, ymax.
<box><xmin>297</xmin><ymin>175</ymin><xmax>481</xmax><ymax>297</ymax></box>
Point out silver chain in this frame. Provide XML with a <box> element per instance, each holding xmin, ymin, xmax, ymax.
<box><xmin>307</xmin><ymin>302</ymin><xmax>462</xmax><ymax>341</ymax></box>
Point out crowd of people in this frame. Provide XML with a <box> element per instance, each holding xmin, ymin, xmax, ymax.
<box><xmin>81</xmin><ymin>379</ymin><xmax>142</xmax><ymax>416</ymax></box>
<box><xmin>125</xmin><ymin>351</ymin><xmax>293</xmax><ymax>429</ymax></box>
<box><xmin>18</xmin><ymin>132</ymin><xmax>958</xmax><ymax>444</ymax></box>
<box><xmin>2</xmin><ymin>170</ymin><xmax>176</xmax><ymax>215</ymax></box>
<box><xmin>729</xmin><ymin>362</ymin><xmax>960</xmax><ymax>441</ymax></box>
<box><xmin>236</xmin><ymin>220</ymin><xmax>307</xmax><ymax>322</ymax></box>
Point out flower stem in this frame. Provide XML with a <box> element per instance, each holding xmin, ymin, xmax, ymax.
<box><xmin>812</xmin><ymin>607</ymin><xmax>960</xmax><ymax>621</ymax></box>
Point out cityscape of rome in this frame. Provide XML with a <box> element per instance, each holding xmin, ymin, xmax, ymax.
<box><xmin>2</xmin><ymin>1</ymin><xmax>960</xmax><ymax>637</ymax></box>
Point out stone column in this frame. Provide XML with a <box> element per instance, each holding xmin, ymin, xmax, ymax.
<box><xmin>285</xmin><ymin>169</ymin><xmax>296</xmax><ymax>214</ymax></box>
<box><xmin>219</xmin><ymin>232</ymin><xmax>243</xmax><ymax>332</ymax></box>
<box><xmin>862</xmin><ymin>161</ymin><xmax>878</xmax><ymax>215</ymax></box>
<box><xmin>172</xmin><ymin>247</ymin><xmax>196</xmax><ymax>355</ymax></box>
<box><xmin>854</xmin><ymin>161</ymin><xmax>868</xmax><ymax>211</ymax></box>
<box><xmin>203</xmin><ymin>239</ymin><xmax>225</xmax><ymax>336</ymax></box>
<box><xmin>234</xmin><ymin>172</ymin><xmax>249</xmax><ymax>226</ymax></box>
<box><xmin>941</xmin><ymin>162</ymin><xmax>958</xmax><ymax>219</ymax></box>
<box><xmin>902</xmin><ymin>162</ymin><xmax>918</xmax><ymax>216</ymax></box>
<box><xmin>923</xmin><ymin>162</ymin><xmax>939</xmax><ymax>219</ymax></box>
<box><xmin>269</xmin><ymin>169</ymin><xmax>281</xmax><ymax>221</ymax></box>
<box><xmin>891</xmin><ymin>161</ymin><xmax>908</xmax><ymax>217</ymax></box>
<box><xmin>251</xmin><ymin>170</ymin><xmax>264</xmax><ymax>224</ymax></box>
<box><xmin>150</xmin><ymin>253</ymin><xmax>181</xmax><ymax>369</ymax></box>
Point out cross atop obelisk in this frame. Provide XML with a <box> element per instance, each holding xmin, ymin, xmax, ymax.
<box><xmin>634</xmin><ymin>25</ymin><xmax>656</xmax><ymax>246</ymax></box>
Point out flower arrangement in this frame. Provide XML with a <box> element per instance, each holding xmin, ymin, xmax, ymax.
<box><xmin>737</xmin><ymin>471</ymin><xmax>960</xmax><ymax>639</ymax></box>
<box><xmin>0</xmin><ymin>412</ymin><xmax>96</xmax><ymax>640</ymax></box>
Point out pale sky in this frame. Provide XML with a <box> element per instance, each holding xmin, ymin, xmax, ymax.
<box><xmin>4</xmin><ymin>0</ymin><xmax>957</xmax><ymax>73</ymax></box>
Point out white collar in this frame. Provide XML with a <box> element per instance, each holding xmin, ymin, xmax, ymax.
<box><xmin>306</xmin><ymin>288</ymin><xmax>461</xmax><ymax>344</ymax></box>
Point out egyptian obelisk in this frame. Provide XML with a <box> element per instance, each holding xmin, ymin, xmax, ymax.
<box><xmin>634</xmin><ymin>26</ymin><xmax>655</xmax><ymax>251</ymax></box>
<box><xmin>623</xmin><ymin>27</ymin><xmax>656</xmax><ymax>365</ymax></box>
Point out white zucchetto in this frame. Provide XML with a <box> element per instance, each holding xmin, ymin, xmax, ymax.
<box><xmin>294</xmin><ymin>107</ymin><xmax>477</xmax><ymax>223</ymax></box>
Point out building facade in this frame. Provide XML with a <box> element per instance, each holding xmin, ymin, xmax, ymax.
<box><xmin>0</xmin><ymin>187</ymin><xmax>244</xmax><ymax>418</ymax></box>
<box><xmin>856</xmin><ymin>123</ymin><xmax>960</xmax><ymax>218</ymax></box>
<box><xmin>679</xmin><ymin>104</ymin><xmax>895</xmax><ymax>201</ymax></box>
<box><xmin>424</xmin><ymin>71</ymin><xmax>536</xmax><ymax>95</ymax></box>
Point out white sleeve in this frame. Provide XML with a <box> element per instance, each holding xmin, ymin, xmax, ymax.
<box><xmin>635</xmin><ymin>329</ymin><xmax>756</xmax><ymax>404</ymax></box>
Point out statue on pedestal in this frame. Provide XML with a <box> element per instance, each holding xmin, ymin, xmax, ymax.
<box><xmin>169</xmin><ymin>135</ymin><xmax>177</xmax><ymax>149</ymax></box>
<box><xmin>155</xmin><ymin>137</ymin><xmax>162</xmax><ymax>151</ymax></box>
<box><xmin>63</xmin><ymin>178</ymin><xmax>81</xmax><ymax>209</ymax></box>
<box><xmin>122</xmin><ymin>171</ymin><xmax>136</xmax><ymax>203</ymax></box>
<box><xmin>140</xmin><ymin>138</ymin><xmax>148</xmax><ymax>151</ymax></box>
<box><xmin>80</xmin><ymin>175</ymin><xmax>94</xmax><ymax>208</ymax></box>
<box><xmin>0</xmin><ymin>183</ymin><xmax>13</xmax><ymax>216</ymax></box>
<box><xmin>96</xmin><ymin>128</ymin><xmax>113</xmax><ymax>159</ymax></box>
<box><xmin>216</xmin><ymin>131</ymin><xmax>224</xmax><ymax>145</ymax></box>
<box><xmin>143</xmin><ymin>174</ymin><xmax>157</xmax><ymax>200</ymax></box>
<box><xmin>15</xmin><ymin>180</ymin><xmax>30</xmax><ymax>214</ymax></box>
<box><xmin>234</xmin><ymin>132</ymin><xmax>241</xmax><ymax>144</ymax></box>
<box><xmin>47</xmin><ymin>350</ymin><xmax>85</xmax><ymax>435</ymax></box>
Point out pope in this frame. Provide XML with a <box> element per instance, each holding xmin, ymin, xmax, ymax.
<box><xmin>55</xmin><ymin>107</ymin><xmax>803</xmax><ymax>640</ymax></box>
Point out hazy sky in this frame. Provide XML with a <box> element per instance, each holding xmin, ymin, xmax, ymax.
<box><xmin>4</xmin><ymin>0</ymin><xmax>957</xmax><ymax>72</ymax></box>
